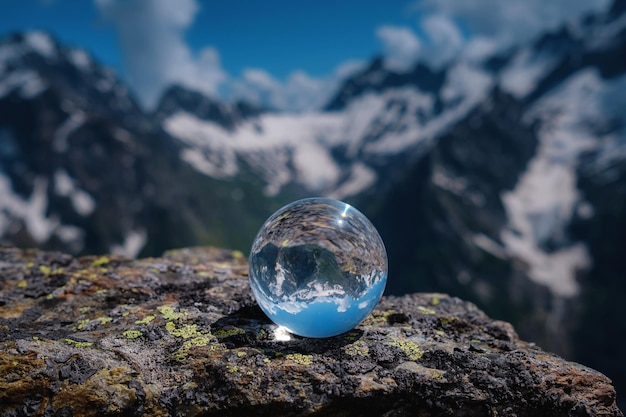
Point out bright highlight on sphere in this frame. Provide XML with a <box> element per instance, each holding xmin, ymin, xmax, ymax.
<box><xmin>249</xmin><ymin>197</ymin><xmax>388</xmax><ymax>338</ymax></box>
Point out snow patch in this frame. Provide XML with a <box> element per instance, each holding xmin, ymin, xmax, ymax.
<box><xmin>53</xmin><ymin>112</ymin><xmax>85</xmax><ymax>152</ymax></box>
<box><xmin>0</xmin><ymin>175</ymin><xmax>57</xmax><ymax>243</ymax></box>
<box><xmin>0</xmin><ymin>173</ymin><xmax>86</xmax><ymax>250</ymax></box>
<box><xmin>292</xmin><ymin>143</ymin><xmax>340</xmax><ymax>190</ymax></box>
<box><xmin>165</xmin><ymin>111</ymin><xmax>344</xmax><ymax>195</ymax></box>
<box><xmin>500</xmin><ymin>48</ymin><xmax>557</xmax><ymax>99</ymax></box>
<box><xmin>328</xmin><ymin>163</ymin><xmax>377</xmax><ymax>200</ymax></box>
<box><xmin>53</xmin><ymin>170</ymin><xmax>95</xmax><ymax>216</ymax></box>
<box><xmin>0</xmin><ymin>45</ymin><xmax>18</xmax><ymax>66</ymax></box>
<box><xmin>500</xmin><ymin>69</ymin><xmax>608</xmax><ymax>297</ymax></box>
<box><xmin>431</xmin><ymin>156</ymin><xmax>486</xmax><ymax>206</ymax></box>
<box><xmin>180</xmin><ymin>148</ymin><xmax>238</xmax><ymax>178</ymax></box>
<box><xmin>111</xmin><ymin>229</ymin><xmax>146</xmax><ymax>258</ymax></box>
<box><xmin>24</xmin><ymin>32</ymin><xmax>56</xmax><ymax>58</ymax></box>
<box><xmin>67</xmin><ymin>48</ymin><xmax>91</xmax><ymax>70</ymax></box>
<box><xmin>55</xmin><ymin>225</ymin><xmax>84</xmax><ymax>243</ymax></box>
<box><xmin>357</xmin><ymin>88</ymin><xmax>437</xmax><ymax>155</ymax></box>
<box><xmin>96</xmin><ymin>77</ymin><xmax>115</xmax><ymax>92</ymax></box>
<box><xmin>432</xmin><ymin>166</ymin><xmax>468</xmax><ymax>195</ymax></box>
<box><xmin>0</xmin><ymin>70</ymin><xmax>47</xmax><ymax>99</ymax></box>
<box><xmin>165</xmin><ymin>78</ymin><xmax>490</xmax><ymax>197</ymax></box>
<box><xmin>473</xmin><ymin>234</ymin><xmax>508</xmax><ymax>260</ymax></box>
<box><xmin>585</xmin><ymin>11</ymin><xmax>626</xmax><ymax>50</ymax></box>
<box><xmin>441</xmin><ymin>62</ymin><xmax>493</xmax><ymax>105</ymax></box>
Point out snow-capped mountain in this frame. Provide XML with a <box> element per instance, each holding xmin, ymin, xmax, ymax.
<box><xmin>160</xmin><ymin>60</ymin><xmax>492</xmax><ymax>200</ymax></box>
<box><xmin>0</xmin><ymin>31</ymin><xmax>290</xmax><ymax>257</ymax></box>
<box><xmin>363</xmin><ymin>0</ymin><xmax>626</xmax><ymax>400</ymax></box>
<box><xmin>0</xmin><ymin>0</ymin><xmax>625</xmax><ymax>404</ymax></box>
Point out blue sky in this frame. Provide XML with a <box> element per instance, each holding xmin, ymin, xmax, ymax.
<box><xmin>0</xmin><ymin>0</ymin><xmax>611</xmax><ymax>110</ymax></box>
<box><xmin>1</xmin><ymin>0</ymin><xmax>414</xmax><ymax>79</ymax></box>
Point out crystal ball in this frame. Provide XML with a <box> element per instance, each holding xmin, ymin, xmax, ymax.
<box><xmin>249</xmin><ymin>197</ymin><xmax>388</xmax><ymax>338</ymax></box>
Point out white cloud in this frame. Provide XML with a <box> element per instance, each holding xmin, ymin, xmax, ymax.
<box><xmin>420</xmin><ymin>15</ymin><xmax>463</xmax><ymax>68</ymax></box>
<box><xmin>230</xmin><ymin>69</ymin><xmax>281</xmax><ymax>109</ymax></box>
<box><xmin>93</xmin><ymin>0</ymin><xmax>614</xmax><ymax>112</ymax></box>
<box><xmin>333</xmin><ymin>60</ymin><xmax>367</xmax><ymax>80</ymax></box>
<box><xmin>95</xmin><ymin>0</ymin><xmax>226</xmax><ymax>109</ymax></box>
<box><xmin>95</xmin><ymin>0</ymin><xmax>364</xmax><ymax>112</ymax></box>
<box><xmin>376</xmin><ymin>26</ymin><xmax>421</xmax><ymax>71</ymax></box>
<box><xmin>243</xmin><ymin>69</ymin><xmax>281</xmax><ymax>91</ymax></box>
<box><xmin>462</xmin><ymin>36</ymin><xmax>499</xmax><ymax>63</ymax></box>
<box><xmin>418</xmin><ymin>0</ymin><xmax>611</xmax><ymax>49</ymax></box>
<box><xmin>229</xmin><ymin>61</ymin><xmax>364</xmax><ymax>112</ymax></box>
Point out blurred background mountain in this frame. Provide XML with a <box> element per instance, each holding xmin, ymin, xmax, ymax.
<box><xmin>1</xmin><ymin>0</ymin><xmax>625</xmax><ymax>407</ymax></box>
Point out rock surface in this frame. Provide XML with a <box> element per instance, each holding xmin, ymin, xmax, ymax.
<box><xmin>0</xmin><ymin>246</ymin><xmax>622</xmax><ymax>417</ymax></box>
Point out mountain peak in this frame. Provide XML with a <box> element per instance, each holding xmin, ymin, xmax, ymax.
<box><xmin>324</xmin><ymin>56</ymin><xmax>445</xmax><ymax>111</ymax></box>
<box><xmin>18</xmin><ymin>31</ymin><xmax>58</xmax><ymax>58</ymax></box>
<box><xmin>154</xmin><ymin>84</ymin><xmax>262</xmax><ymax>130</ymax></box>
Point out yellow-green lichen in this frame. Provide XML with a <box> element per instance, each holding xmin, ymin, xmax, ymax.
<box><xmin>98</xmin><ymin>316</ymin><xmax>113</xmax><ymax>325</ymax></box>
<box><xmin>64</xmin><ymin>338</ymin><xmax>93</xmax><ymax>348</ymax></box>
<box><xmin>135</xmin><ymin>315</ymin><xmax>155</xmax><ymax>325</ymax></box>
<box><xmin>123</xmin><ymin>330</ymin><xmax>143</xmax><ymax>339</ymax></box>
<box><xmin>262</xmin><ymin>357</ymin><xmax>271</xmax><ymax>364</ymax></box>
<box><xmin>214</xmin><ymin>327</ymin><xmax>245</xmax><ymax>339</ymax></box>
<box><xmin>182</xmin><ymin>335</ymin><xmax>212</xmax><ymax>349</ymax></box>
<box><xmin>92</xmin><ymin>256</ymin><xmax>110</xmax><ymax>266</ymax></box>
<box><xmin>76</xmin><ymin>319</ymin><xmax>90</xmax><ymax>330</ymax></box>
<box><xmin>167</xmin><ymin>323</ymin><xmax>199</xmax><ymax>339</ymax></box>
<box><xmin>175</xmin><ymin>335</ymin><xmax>218</xmax><ymax>362</ymax></box>
<box><xmin>39</xmin><ymin>265</ymin><xmax>51</xmax><ymax>275</ymax></box>
<box><xmin>158</xmin><ymin>305</ymin><xmax>188</xmax><ymax>320</ymax></box>
<box><xmin>227</xmin><ymin>366</ymin><xmax>239</xmax><ymax>373</ymax></box>
<box><xmin>285</xmin><ymin>353</ymin><xmax>313</xmax><ymax>365</ymax></box>
<box><xmin>417</xmin><ymin>306</ymin><xmax>436</xmax><ymax>315</ymax></box>
<box><xmin>236</xmin><ymin>351</ymin><xmax>247</xmax><ymax>357</ymax></box>
<box><xmin>430</xmin><ymin>297</ymin><xmax>441</xmax><ymax>306</ymax></box>
<box><xmin>344</xmin><ymin>341</ymin><xmax>370</xmax><ymax>357</ymax></box>
<box><xmin>389</xmin><ymin>340</ymin><xmax>423</xmax><ymax>361</ymax></box>
<box><xmin>165</xmin><ymin>322</ymin><xmax>213</xmax><ymax>344</ymax></box>
<box><xmin>17</xmin><ymin>279</ymin><xmax>27</xmax><ymax>289</ymax></box>
<box><xmin>365</xmin><ymin>309</ymin><xmax>398</xmax><ymax>325</ymax></box>
<box><xmin>79</xmin><ymin>306</ymin><xmax>91</xmax><ymax>314</ymax></box>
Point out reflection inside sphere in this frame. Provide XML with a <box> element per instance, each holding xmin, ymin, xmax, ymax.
<box><xmin>249</xmin><ymin>197</ymin><xmax>387</xmax><ymax>338</ymax></box>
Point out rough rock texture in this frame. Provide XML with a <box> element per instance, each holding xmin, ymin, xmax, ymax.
<box><xmin>0</xmin><ymin>246</ymin><xmax>621</xmax><ymax>417</ymax></box>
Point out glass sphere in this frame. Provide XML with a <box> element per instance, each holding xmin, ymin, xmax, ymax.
<box><xmin>249</xmin><ymin>197</ymin><xmax>388</xmax><ymax>338</ymax></box>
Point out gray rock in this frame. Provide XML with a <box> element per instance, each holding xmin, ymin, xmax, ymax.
<box><xmin>0</xmin><ymin>246</ymin><xmax>621</xmax><ymax>416</ymax></box>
